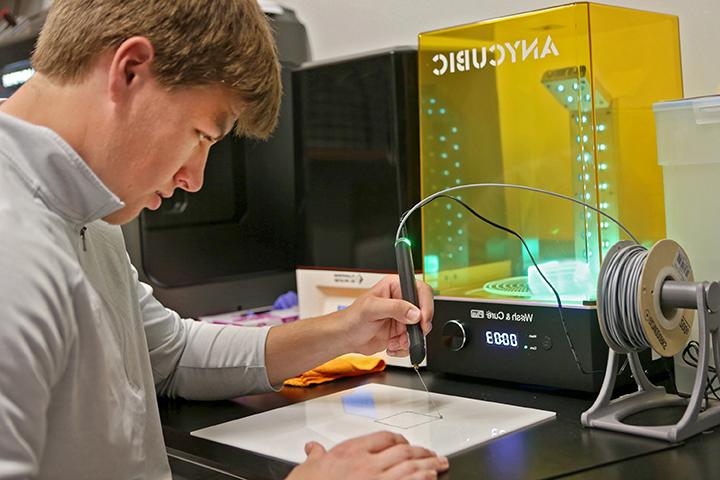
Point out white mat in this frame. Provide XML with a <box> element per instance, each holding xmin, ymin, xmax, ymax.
<box><xmin>192</xmin><ymin>383</ymin><xmax>555</xmax><ymax>463</ymax></box>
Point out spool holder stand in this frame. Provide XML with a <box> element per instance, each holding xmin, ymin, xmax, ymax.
<box><xmin>582</xmin><ymin>281</ymin><xmax>720</xmax><ymax>442</ymax></box>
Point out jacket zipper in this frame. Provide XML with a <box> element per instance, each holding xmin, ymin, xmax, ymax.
<box><xmin>80</xmin><ymin>226</ymin><xmax>87</xmax><ymax>251</ymax></box>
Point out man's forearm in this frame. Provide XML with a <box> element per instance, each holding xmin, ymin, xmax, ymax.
<box><xmin>264</xmin><ymin>312</ymin><xmax>351</xmax><ymax>385</ymax></box>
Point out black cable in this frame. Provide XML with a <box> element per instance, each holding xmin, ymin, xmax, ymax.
<box><xmin>664</xmin><ymin>358</ymin><xmax>679</xmax><ymax>395</ymax></box>
<box><xmin>705</xmin><ymin>375</ymin><xmax>717</xmax><ymax>402</ymax></box>
<box><xmin>681</xmin><ymin>340</ymin><xmax>720</xmax><ymax>401</ymax></box>
<box><xmin>434</xmin><ymin>194</ymin><xmax>604</xmax><ymax>375</ymax></box>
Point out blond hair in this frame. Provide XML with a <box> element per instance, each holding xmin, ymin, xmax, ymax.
<box><xmin>32</xmin><ymin>0</ymin><xmax>281</xmax><ymax>139</ymax></box>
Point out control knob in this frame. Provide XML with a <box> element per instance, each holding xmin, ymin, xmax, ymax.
<box><xmin>441</xmin><ymin>320</ymin><xmax>467</xmax><ymax>351</ymax></box>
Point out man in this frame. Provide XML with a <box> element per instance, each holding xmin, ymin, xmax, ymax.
<box><xmin>0</xmin><ymin>1</ymin><xmax>447</xmax><ymax>479</ymax></box>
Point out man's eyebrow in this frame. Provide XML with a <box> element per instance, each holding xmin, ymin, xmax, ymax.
<box><xmin>214</xmin><ymin>112</ymin><xmax>236</xmax><ymax>141</ymax></box>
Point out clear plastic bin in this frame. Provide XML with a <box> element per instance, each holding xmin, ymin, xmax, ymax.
<box><xmin>654</xmin><ymin>96</ymin><xmax>720</xmax><ymax>283</ymax></box>
<box><xmin>654</xmin><ymin>95</ymin><xmax>720</xmax><ymax>392</ymax></box>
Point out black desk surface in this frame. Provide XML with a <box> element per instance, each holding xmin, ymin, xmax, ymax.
<box><xmin>159</xmin><ymin>367</ymin><xmax>718</xmax><ymax>479</ymax></box>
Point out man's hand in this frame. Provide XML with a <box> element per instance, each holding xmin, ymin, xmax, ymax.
<box><xmin>286</xmin><ymin>431</ymin><xmax>449</xmax><ymax>480</ymax></box>
<box><xmin>265</xmin><ymin>275</ymin><xmax>433</xmax><ymax>384</ymax></box>
<box><xmin>338</xmin><ymin>275</ymin><xmax>434</xmax><ymax>358</ymax></box>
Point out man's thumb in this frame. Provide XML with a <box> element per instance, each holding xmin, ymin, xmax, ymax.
<box><xmin>304</xmin><ymin>441</ymin><xmax>326</xmax><ymax>459</ymax></box>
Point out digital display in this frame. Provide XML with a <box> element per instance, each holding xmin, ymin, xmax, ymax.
<box><xmin>485</xmin><ymin>330</ymin><xmax>519</xmax><ymax>348</ymax></box>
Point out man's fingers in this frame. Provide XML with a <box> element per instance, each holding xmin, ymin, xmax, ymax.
<box><xmin>386</xmin><ymin>347</ymin><xmax>409</xmax><ymax>358</ymax></box>
<box><xmin>376</xmin><ymin>444</ymin><xmax>439</xmax><ymax>470</ymax></box>
<box><xmin>390</xmin><ymin>318</ymin><xmax>407</xmax><ymax>339</ymax></box>
<box><xmin>402</xmin><ymin>472</ymin><xmax>438</xmax><ymax>480</ymax></box>
<box><xmin>363</xmin><ymin>297</ymin><xmax>422</xmax><ymax>326</ymax></box>
<box><xmin>369</xmin><ymin>275</ymin><xmax>434</xmax><ymax>334</ymax></box>
<box><xmin>387</xmin><ymin>333</ymin><xmax>409</xmax><ymax>351</ymax></box>
<box><xmin>346</xmin><ymin>431</ymin><xmax>408</xmax><ymax>453</ymax></box>
<box><xmin>380</xmin><ymin>455</ymin><xmax>449</xmax><ymax>480</ymax></box>
<box><xmin>416</xmin><ymin>280</ymin><xmax>434</xmax><ymax>335</ymax></box>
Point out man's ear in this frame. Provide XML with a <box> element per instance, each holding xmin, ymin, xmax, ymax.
<box><xmin>107</xmin><ymin>36</ymin><xmax>155</xmax><ymax>103</ymax></box>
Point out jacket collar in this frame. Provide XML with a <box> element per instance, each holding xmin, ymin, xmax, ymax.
<box><xmin>0</xmin><ymin>110</ymin><xmax>125</xmax><ymax>225</ymax></box>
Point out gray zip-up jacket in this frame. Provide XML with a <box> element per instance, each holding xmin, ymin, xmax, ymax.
<box><xmin>0</xmin><ymin>111</ymin><xmax>278</xmax><ymax>479</ymax></box>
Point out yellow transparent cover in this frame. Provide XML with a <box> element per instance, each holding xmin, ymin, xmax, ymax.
<box><xmin>418</xmin><ymin>3</ymin><xmax>682</xmax><ymax>303</ymax></box>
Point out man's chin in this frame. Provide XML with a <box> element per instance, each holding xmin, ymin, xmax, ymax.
<box><xmin>102</xmin><ymin>205</ymin><xmax>144</xmax><ymax>225</ymax></box>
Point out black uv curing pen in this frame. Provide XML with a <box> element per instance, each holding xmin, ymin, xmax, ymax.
<box><xmin>394</xmin><ymin>237</ymin><xmax>425</xmax><ymax>366</ymax></box>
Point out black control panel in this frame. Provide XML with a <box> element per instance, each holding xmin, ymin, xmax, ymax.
<box><xmin>427</xmin><ymin>298</ymin><xmax>664</xmax><ymax>392</ymax></box>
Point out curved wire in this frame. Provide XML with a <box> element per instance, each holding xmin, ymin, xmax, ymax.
<box><xmin>396</xmin><ymin>183</ymin><xmax>639</xmax><ymax>244</ymax></box>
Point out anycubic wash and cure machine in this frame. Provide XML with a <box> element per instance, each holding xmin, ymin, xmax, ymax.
<box><xmin>420</xmin><ymin>3</ymin><xmax>683</xmax><ymax>391</ymax></box>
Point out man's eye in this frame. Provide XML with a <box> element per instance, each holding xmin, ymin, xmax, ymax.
<box><xmin>197</xmin><ymin>131</ymin><xmax>213</xmax><ymax>143</ymax></box>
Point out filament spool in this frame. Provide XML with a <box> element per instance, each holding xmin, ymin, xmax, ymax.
<box><xmin>597</xmin><ymin>239</ymin><xmax>694</xmax><ymax>357</ymax></box>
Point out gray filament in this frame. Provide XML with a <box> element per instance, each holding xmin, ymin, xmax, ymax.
<box><xmin>413</xmin><ymin>365</ymin><xmax>443</xmax><ymax>419</ymax></box>
<box><xmin>599</xmin><ymin>244</ymin><xmax>650</xmax><ymax>352</ymax></box>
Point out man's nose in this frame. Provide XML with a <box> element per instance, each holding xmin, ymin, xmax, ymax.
<box><xmin>175</xmin><ymin>153</ymin><xmax>207</xmax><ymax>193</ymax></box>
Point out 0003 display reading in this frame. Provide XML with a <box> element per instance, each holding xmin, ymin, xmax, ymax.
<box><xmin>485</xmin><ymin>330</ymin><xmax>519</xmax><ymax>348</ymax></box>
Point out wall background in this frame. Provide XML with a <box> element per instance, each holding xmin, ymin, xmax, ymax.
<box><xmin>278</xmin><ymin>0</ymin><xmax>720</xmax><ymax>98</ymax></box>
<box><xmin>2</xmin><ymin>0</ymin><xmax>716</xmax><ymax>97</ymax></box>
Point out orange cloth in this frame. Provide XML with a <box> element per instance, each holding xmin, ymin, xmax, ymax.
<box><xmin>283</xmin><ymin>354</ymin><xmax>386</xmax><ymax>387</ymax></box>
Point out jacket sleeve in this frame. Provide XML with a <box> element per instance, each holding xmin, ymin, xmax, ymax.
<box><xmin>0</xmin><ymin>233</ymin><xmax>77</xmax><ymax>479</ymax></box>
<box><xmin>132</xmin><ymin>261</ymin><xmax>281</xmax><ymax>400</ymax></box>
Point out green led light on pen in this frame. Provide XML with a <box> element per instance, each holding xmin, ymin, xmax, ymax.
<box><xmin>395</xmin><ymin>237</ymin><xmax>412</xmax><ymax>248</ymax></box>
